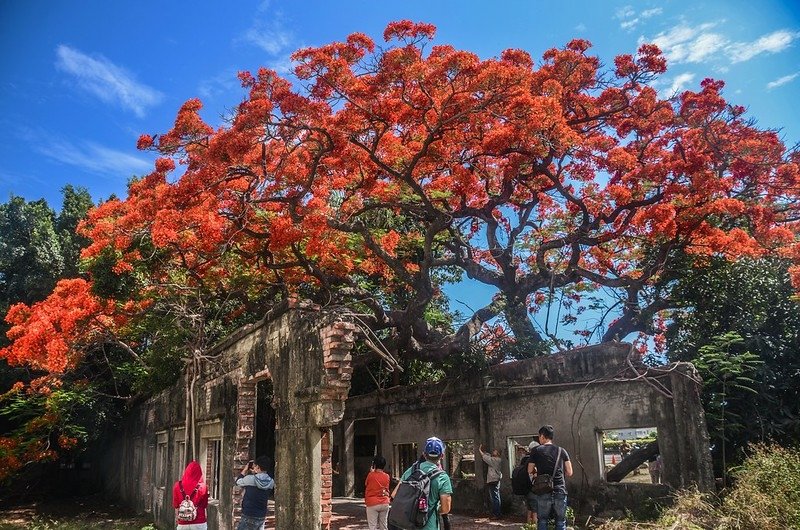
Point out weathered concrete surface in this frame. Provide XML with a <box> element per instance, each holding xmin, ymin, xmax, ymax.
<box><xmin>100</xmin><ymin>314</ymin><xmax>712</xmax><ymax>526</ymax></box>
<box><xmin>336</xmin><ymin>342</ymin><xmax>714</xmax><ymax>518</ymax></box>
<box><xmin>101</xmin><ymin>307</ymin><xmax>356</xmax><ymax>530</ymax></box>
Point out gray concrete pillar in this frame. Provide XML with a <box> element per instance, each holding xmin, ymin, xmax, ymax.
<box><xmin>274</xmin><ymin>426</ymin><xmax>322</xmax><ymax>529</ymax></box>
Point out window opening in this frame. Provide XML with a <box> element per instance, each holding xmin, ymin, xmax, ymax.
<box><xmin>156</xmin><ymin>438</ymin><xmax>168</xmax><ymax>487</ymax></box>
<box><xmin>207</xmin><ymin>439</ymin><xmax>222</xmax><ymax>499</ymax></box>
<box><xmin>600</xmin><ymin>427</ymin><xmax>660</xmax><ymax>484</ymax></box>
<box><xmin>393</xmin><ymin>442</ymin><xmax>419</xmax><ymax>479</ymax></box>
<box><xmin>506</xmin><ymin>434</ymin><xmax>539</xmax><ymax>476</ymax></box>
<box><xmin>443</xmin><ymin>439</ymin><xmax>474</xmax><ymax>481</ymax></box>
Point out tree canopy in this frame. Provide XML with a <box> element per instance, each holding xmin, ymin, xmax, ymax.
<box><xmin>0</xmin><ymin>188</ymin><xmax>97</xmax><ymax>482</ymax></box>
<box><xmin>1</xmin><ymin>21</ymin><xmax>800</xmax><ymax>472</ymax></box>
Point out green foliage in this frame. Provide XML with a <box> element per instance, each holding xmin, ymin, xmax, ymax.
<box><xmin>602</xmin><ymin>437</ymin><xmax>657</xmax><ymax>451</ymax></box>
<box><xmin>0</xmin><ymin>379</ymin><xmax>120</xmax><ymax>454</ymax></box>
<box><xmin>0</xmin><ymin>188</ymin><xmax>92</xmax><ymax>321</ymax></box>
<box><xmin>0</xmin><ymin>188</ymin><xmax>93</xmax><ymax>349</ymax></box>
<box><xmin>55</xmin><ymin>186</ymin><xmax>93</xmax><ymax>278</ymax></box>
<box><xmin>723</xmin><ymin>443</ymin><xmax>800</xmax><ymax>529</ymax></box>
<box><xmin>0</xmin><ymin>196</ymin><xmax>64</xmax><ymax>315</ymax></box>
<box><xmin>666</xmin><ymin>257</ymin><xmax>800</xmax><ymax>467</ymax></box>
<box><xmin>694</xmin><ymin>332</ymin><xmax>762</xmax><ymax>473</ymax></box>
<box><xmin>0</xmin><ymin>190</ymin><xmax>123</xmax><ymax>482</ymax></box>
<box><xmin>593</xmin><ymin>444</ymin><xmax>800</xmax><ymax>530</ymax></box>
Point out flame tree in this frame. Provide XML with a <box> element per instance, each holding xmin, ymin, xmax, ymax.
<box><xmin>2</xmin><ymin>21</ymin><xmax>799</xmax><ymax>475</ymax></box>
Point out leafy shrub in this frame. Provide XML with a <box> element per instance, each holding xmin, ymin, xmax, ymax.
<box><xmin>722</xmin><ymin>443</ymin><xmax>800</xmax><ymax>529</ymax></box>
<box><xmin>591</xmin><ymin>444</ymin><xmax>800</xmax><ymax>530</ymax></box>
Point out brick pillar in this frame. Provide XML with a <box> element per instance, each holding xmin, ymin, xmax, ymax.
<box><xmin>321</xmin><ymin>428</ymin><xmax>333</xmax><ymax>529</ymax></box>
<box><xmin>319</xmin><ymin>321</ymin><xmax>357</xmax><ymax>529</ymax></box>
<box><xmin>232</xmin><ymin>379</ymin><xmax>256</xmax><ymax>526</ymax></box>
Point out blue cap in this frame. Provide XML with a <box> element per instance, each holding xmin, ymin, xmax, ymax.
<box><xmin>425</xmin><ymin>436</ymin><xmax>445</xmax><ymax>457</ymax></box>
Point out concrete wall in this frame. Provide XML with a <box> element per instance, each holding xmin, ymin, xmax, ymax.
<box><xmin>102</xmin><ymin>307</ymin><xmax>356</xmax><ymax>530</ymax></box>
<box><xmin>336</xmin><ymin>342</ymin><xmax>714</xmax><ymax>517</ymax></box>
<box><xmin>102</xmin><ymin>312</ymin><xmax>713</xmax><ymax>524</ymax></box>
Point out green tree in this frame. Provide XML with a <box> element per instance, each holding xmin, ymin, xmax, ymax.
<box><xmin>55</xmin><ymin>185</ymin><xmax>93</xmax><ymax>278</ymax></box>
<box><xmin>0</xmin><ymin>196</ymin><xmax>64</xmax><ymax>312</ymax></box>
<box><xmin>666</xmin><ymin>258</ymin><xmax>800</xmax><ymax>468</ymax></box>
<box><xmin>0</xmin><ymin>189</ymin><xmax>97</xmax><ymax>485</ymax></box>
<box><xmin>693</xmin><ymin>332</ymin><xmax>762</xmax><ymax>486</ymax></box>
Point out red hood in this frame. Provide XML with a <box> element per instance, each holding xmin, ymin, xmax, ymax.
<box><xmin>181</xmin><ymin>461</ymin><xmax>203</xmax><ymax>492</ymax></box>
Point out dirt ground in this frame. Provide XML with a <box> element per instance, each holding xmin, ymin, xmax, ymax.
<box><xmin>0</xmin><ymin>495</ymin><xmax>528</xmax><ymax>529</ymax></box>
<box><xmin>322</xmin><ymin>497</ymin><xmax>526</xmax><ymax>530</ymax></box>
<box><xmin>0</xmin><ymin>495</ymin><xmax>152</xmax><ymax>529</ymax></box>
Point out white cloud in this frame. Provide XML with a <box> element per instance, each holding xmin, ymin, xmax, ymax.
<box><xmin>646</xmin><ymin>22</ymin><xmax>722</xmax><ymax>63</ymax></box>
<box><xmin>575</xmin><ymin>23</ymin><xmax>587</xmax><ymax>32</ymax></box>
<box><xmin>669</xmin><ymin>72</ymin><xmax>696</xmax><ymax>94</ymax></box>
<box><xmin>621</xmin><ymin>18</ymin><xmax>640</xmax><ymax>30</ymax></box>
<box><xmin>766</xmin><ymin>72</ymin><xmax>800</xmax><ymax>90</ymax></box>
<box><xmin>243</xmin><ymin>24</ymin><xmax>293</xmax><ymax>55</ymax></box>
<box><xmin>55</xmin><ymin>45</ymin><xmax>163</xmax><ymax>118</ymax></box>
<box><xmin>38</xmin><ymin>137</ymin><xmax>152</xmax><ymax>176</ymax></box>
<box><xmin>642</xmin><ymin>24</ymin><xmax>800</xmax><ymax>66</ymax></box>
<box><xmin>728</xmin><ymin>30</ymin><xmax>800</xmax><ymax>63</ymax></box>
<box><xmin>684</xmin><ymin>33</ymin><xmax>728</xmax><ymax>62</ymax></box>
<box><xmin>198</xmin><ymin>70</ymin><xmax>242</xmax><ymax>101</ymax></box>
<box><xmin>238</xmin><ymin>8</ymin><xmax>294</xmax><ymax>57</ymax></box>
<box><xmin>615</xmin><ymin>6</ymin><xmax>636</xmax><ymax>20</ymax></box>
<box><xmin>617</xmin><ymin>6</ymin><xmax>663</xmax><ymax>30</ymax></box>
<box><xmin>641</xmin><ymin>8</ymin><xmax>663</xmax><ymax>18</ymax></box>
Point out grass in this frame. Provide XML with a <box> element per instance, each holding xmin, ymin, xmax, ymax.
<box><xmin>590</xmin><ymin>443</ymin><xmax>800</xmax><ymax>530</ymax></box>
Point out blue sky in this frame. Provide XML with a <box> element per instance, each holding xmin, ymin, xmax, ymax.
<box><xmin>2</xmin><ymin>0</ymin><xmax>799</xmax><ymax>208</ymax></box>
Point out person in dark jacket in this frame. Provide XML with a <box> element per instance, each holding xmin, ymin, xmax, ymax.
<box><xmin>235</xmin><ymin>455</ymin><xmax>275</xmax><ymax>530</ymax></box>
<box><xmin>172</xmin><ymin>460</ymin><xmax>210</xmax><ymax>529</ymax></box>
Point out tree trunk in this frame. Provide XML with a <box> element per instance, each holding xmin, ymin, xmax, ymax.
<box><xmin>606</xmin><ymin>441</ymin><xmax>659</xmax><ymax>482</ymax></box>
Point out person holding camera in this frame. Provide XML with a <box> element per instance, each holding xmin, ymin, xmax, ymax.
<box><xmin>235</xmin><ymin>456</ymin><xmax>275</xmax><ymax>530</ymax></box>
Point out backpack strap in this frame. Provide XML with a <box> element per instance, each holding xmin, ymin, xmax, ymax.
<box><xmin>179</xmin><ymin>480</ymin><xmax>200</xmax><ymax>500</ymax></box>
<box><xmin>552</xmin><ymin>447</ymin><xmax>563</xmax><ymax>476</ymax></box>
<box><xmin>426</xmin><ymin>468</ymin><xmax>445</xmax><ymax>480</ymax></box>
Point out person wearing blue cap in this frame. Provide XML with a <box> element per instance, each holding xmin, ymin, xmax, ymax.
<box><xmin>394</xmin><ymin>436</ymin><xmax>453</xmax><ymax>530</ymax></box>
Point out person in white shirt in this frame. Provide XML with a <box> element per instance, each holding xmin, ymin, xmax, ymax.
<box><xmin>479</xmin><ymin>444</ymin><xmax>503</xmax><ymax>518</ymax></box>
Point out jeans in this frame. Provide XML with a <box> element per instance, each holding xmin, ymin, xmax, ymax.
<box><xmin>525</xmin><ymin>491</ymin><xmax>539</xmax><ymax>513</ymax></box>
<box><xmin>535</xmin><ymin>492</ymin><xmax>567</xmax><ymax>530</ymax></box>
<box><xmin>366</xmin><ymin>503</ymin><xmax>389</xmax><ymax>530</ymax></box>
<box><xmin>487</xmin><ymin>481</ymin><xmax>501</xmax><ymax>516</ymax></box>
<box><xmin>236</xmin><ymin>514</ymin><xmax>265</xmax><ymax>530</ymax></box>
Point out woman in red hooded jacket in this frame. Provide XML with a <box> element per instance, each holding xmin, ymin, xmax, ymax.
<box><xmin>172</xmin><ymin>461</ymin><xmax>210</xmax><ymax>529</ymax></box>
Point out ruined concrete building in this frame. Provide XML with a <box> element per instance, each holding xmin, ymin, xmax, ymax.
<box><xmin>102</xmin><ymin>307</ymin><xmax>714</xmax><ymax>529</ymax></box>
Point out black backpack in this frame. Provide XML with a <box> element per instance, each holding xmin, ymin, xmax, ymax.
<box><xmin>388</xmin><ymin>462</ymin><xmax>444</xmax><ymax>529</ymax></box>
<box><xmin>511</xmin><ymin>454</ymin><xmax>533</xmax><ymax>495</ymax></box>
